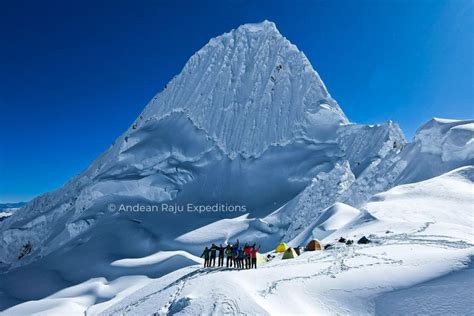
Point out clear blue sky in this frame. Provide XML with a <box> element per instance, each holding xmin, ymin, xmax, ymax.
<box><xmin>0</xmin><ymin>0</ymin><xmax>472</xmax><ymax>203</ymax></box>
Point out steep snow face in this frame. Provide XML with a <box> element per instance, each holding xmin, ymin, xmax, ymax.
<box><xmin>339</xmin><ymin>118</ymin><xmax>474</xmax><ymax>208</ymax></box>
<box><xmin>275</xmin><ymin>161</ymin><xmax>356</xmax><ymax>241</ymax></box>
<box><xmin>259</xmin><ymin>122</ymin><xmax>405</xmax><ymax>241</ymax></box>
<box><xmin>357</xmin><ymin>118</ymin><xmax>474</xmax><ymax>190</ymax></box>
<box><xmin>336</xmin><ymin>121</ymin><xmax>405</xmax><ymax>177</ymax></box>
<box><xmin>137</xmin><ymin>20</ymin><xmax>347</xmax><ymax>158</ymax></box>
<box><xmin>263</xmin><ymin>117</ymin><xmax>473</xmax><ymax>242</ymax></box>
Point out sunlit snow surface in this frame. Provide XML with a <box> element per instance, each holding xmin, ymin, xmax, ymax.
<box><xmin>4</xmin><ymin>167</ymin><xmax>473</xmax><ymax>315</ymax></box>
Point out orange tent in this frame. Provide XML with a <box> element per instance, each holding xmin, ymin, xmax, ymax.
<box><xmin>305</xmin><ymin>239</ymin><xmax>323</xmax><ymax>251</ymax></box>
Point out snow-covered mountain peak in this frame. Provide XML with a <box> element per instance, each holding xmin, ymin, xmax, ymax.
<box><xmin>235</xmin><ymin>20</ymin><xmax>278</xmax><ymax>33</ymax></box>
<box><xmin>134</xmin><ymin>21</ymin><xmax>347</xmax><ymax>158</ymax></box>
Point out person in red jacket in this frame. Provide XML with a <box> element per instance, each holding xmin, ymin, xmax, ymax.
<box><xmin>244</xmin><ymin>243</ymin><xmax>252</xmax><ymax>269</ymax></box>
<box><xmin>251</xmin><ymin>245</ymin><xmax>260</xmax><ymax>269</ymax></box>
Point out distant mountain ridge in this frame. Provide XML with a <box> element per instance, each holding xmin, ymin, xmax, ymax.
<box><xmin>0</xmin><ymin>202</ymin><xmax>26</xmax><ymax>211</ymax></box>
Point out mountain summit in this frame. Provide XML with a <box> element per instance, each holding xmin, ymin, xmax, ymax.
<box><xmin>135</xmin><ymin>20</ymin><xmax>347</xmax><ymax>158</ymax></box>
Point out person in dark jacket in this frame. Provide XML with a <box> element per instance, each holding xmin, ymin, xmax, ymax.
<box><xmin>251</xmin><ymin>245</ymin><xmax>260</xmax><ymax>269</ymax></box>
<box><xmin>218</xmin><ymin>244</ymin><xmax>226</xmax><ymax>267</ymax></box>
<box><xmin>200</xmin><ymin>247</ymin><xmax>210</xmax><ymax>267</ymax></box>
<box><xmin>209</xmin><ymin>244</ymin><xmax>218</xmax><ymax>267</ymax></box>
<box><xmin>225</xmin><ymin>244</ymin><xmax>233</xmax><ymax>267</ymax></box>
<box><xmin>238</xmin><ymin>247</ymin><xmax>245</xmax><ymax>269</ymax></box>
<box><xmin>233</xmin><ymin>240</ymin><xmax>240</xmax><ymax>267</ymax></box>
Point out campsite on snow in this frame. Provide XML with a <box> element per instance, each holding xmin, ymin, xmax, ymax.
<box><xmin>1</xmin><ymin>11</ymin><xmax>473</xmax><ymax>316</ymax></box>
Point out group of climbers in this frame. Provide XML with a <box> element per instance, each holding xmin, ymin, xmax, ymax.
<box><xmin>200</xmin><ymin>236</ymin><xmax>373</xmax><ymax>268</ymax></box>
<box><xmin>200</xmin><ymin>240</ymin><xmax>261</xmax><ymax>269</ymax></box>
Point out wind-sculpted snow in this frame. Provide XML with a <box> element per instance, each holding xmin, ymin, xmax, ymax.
<box><xmin>275</xmin><ymin>161</ymin><xmax>356</xmax><ymax>241</ymax></box>
<box><xmin>415</xmin><ymin>118</ymin><xmax>474</xmax><ymax>162</ymax></box>
<box><xmin>258</xmin><ymin>122</ymin><xmax>406</xmax><ymax>241</ymax></box>
<box><xmin>137</xmin><ymin>20</ymin><xmax>347</xmax><ymax>158</ymax></box>
<box><xmin>336</xmin><ymin>121</ymin><xmax>405</xmax><ymax>177</ymax></box>
<box><xmin>255</xmin><ymin>118</ymin><xmax>473</xmax><ymax>243</ymax></box>
<box><xmin>355</xmin><ymin>118</ymin><xmax>474</xmax><ymax>190</ymax></box>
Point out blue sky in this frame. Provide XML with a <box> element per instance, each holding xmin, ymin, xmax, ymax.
<box><xmin>0</xmin><ymin>0</ymin><xmax>472</xmax><ymax>203</ymax></box>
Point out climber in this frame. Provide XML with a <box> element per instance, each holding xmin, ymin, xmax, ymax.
<box><xmin>200</xmin><ymin>247</ymin><xmax>210</xmax><ymax>267</ymax></box>
<box><xmin>218</xmin><ymin>244</ymin><xmax>226</xmax><ymax>267</ymax></box>
<box><xmin>238</xmin><ymin>246</ymin><xmax>245</xmax><ymax>269</ymax></box>
<box><xmin>244</xmin><ymin>243</ymin><xmax>252</xmax><ymax>269</ymax></box>
<box><xmin>225</xmin><ymin>244</ymin><xmax>233</xmax><ymax>267</ymax></box>
<box><xmin>251</xmin><ymin>245</ymin><xmax>260</xmax><ymax>269</ymax></box>
<box><xmin>209</xmin><ymin>244</ymin><xmax>218</xmax><ymax>267</ymax></box>
<box><xmin>234</xmin><ymin>239</ymin><xmax>240</xmax><ymax>252</ymax></box>
<box><xmin>233</xmin><ymin>240</ymin><xmax>240</xmax><ymax>267</ymax></box>
<box><xmin>233</xmin><ymin>247</ymin><xmax>239</xmax><ymax>268</ymax></box>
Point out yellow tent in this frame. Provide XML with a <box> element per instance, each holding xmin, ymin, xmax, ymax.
<box><xmin>275</xmin><ymin>242</ymin><xmax>288</xmax><ymax>253</ymax></box>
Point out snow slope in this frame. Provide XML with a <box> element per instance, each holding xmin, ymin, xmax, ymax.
<box><xmin>94</xmin><ymin>167</ymin><xmax>474</xmax><ymax>316</ymax></box>
<box><xmin>374</xmin><ymin>258</ymin><xmax>474</xmax><ymax>315</ymax></box>
<box><xmin>9</xmin><ymin>165</ymin><xmax>470</xmax><ymax>315</ymax></box>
